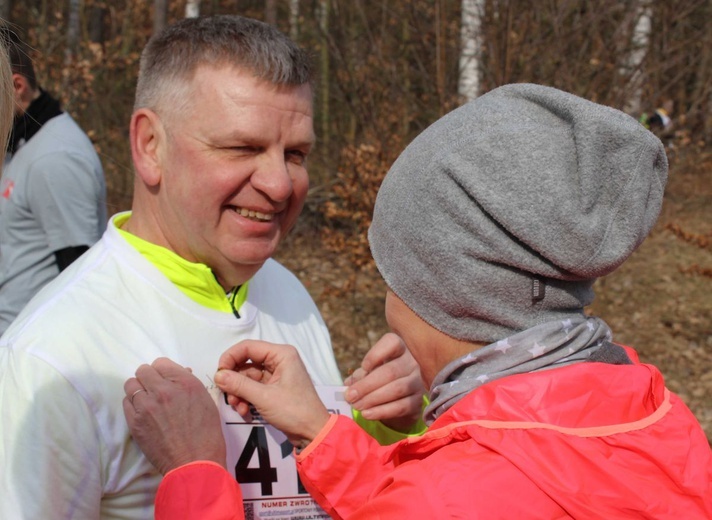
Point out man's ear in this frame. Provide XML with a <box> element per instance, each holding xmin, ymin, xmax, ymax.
<box><xmin>12</xmin><ymin>73</ymin><xmax>30</xmax><ymax>108</ymax></box>
<box><xmin>130</xmin><ymin>108</ymin><xmax>166</xmax><ymax>187</ymax></box>
<box><xmin>12</xmin><ymin>73</ymin><xmax>24</xmax><ymax>95</ymax></box>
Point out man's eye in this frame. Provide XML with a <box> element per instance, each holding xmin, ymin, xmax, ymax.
<box><xmin>286</xmin><ymin>150</ymin><xmax>307</xmax><ymax>165</ymax></box>
<box><xmin>231</xmin><ymin>146</ymin><xmax>258</xmax><ymax>154</ymax></box>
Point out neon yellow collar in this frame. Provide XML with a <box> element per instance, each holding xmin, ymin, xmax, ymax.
<box><xmin>114</xmin><ymin>213</ymin><xmax>248</xmax><ymax>314</ymax></box>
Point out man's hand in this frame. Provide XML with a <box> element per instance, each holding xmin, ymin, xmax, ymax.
<box><xmin>215</xmin><ymin>340</ymin><xmax>331</xmax><ymax>449</ymax></box>
<box><xmin>344</xmin><ymin>333</ymin><xmax>425</xmax><ymax>432</ymax></box>
<box><xmin>123</xmin><ymin>358</ymin><xmax>226</xmax><ymax>475</ymax></box>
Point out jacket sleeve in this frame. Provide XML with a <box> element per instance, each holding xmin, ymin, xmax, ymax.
<box><xmin>0</xmin><ymin>349</ymin><xmax>105</xmax><ymax>519</ymax></box>
<box><xmin>156</xmin><ymin>462</ymin><xmax>245</xmax><ymax>520</ymax></box>
<box><xmin>296</xmin><ymin>415</ymin><xmax>398</xmax><ymax>519</ymax></box>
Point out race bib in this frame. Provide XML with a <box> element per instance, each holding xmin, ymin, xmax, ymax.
<box><xmin>214</xmin><ymin>386</ymin><xmax>351</xmax><ymax>520</ymax></box>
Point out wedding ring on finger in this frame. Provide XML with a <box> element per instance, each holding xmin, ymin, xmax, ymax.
<box><xmin>130</xmin><ymin>388</ymin><xmax>146</xmax><ymax>406</ymax></box>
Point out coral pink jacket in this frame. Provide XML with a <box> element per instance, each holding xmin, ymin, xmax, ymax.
<box><xmin>156</xmin><ymin>351</ymin><xmax>712</xmax><ymax>519</ymax></box>
<box><xmin>156</xmin><ymin>461</ymin><xmax>245</xmax><ymax>520</ymax></box>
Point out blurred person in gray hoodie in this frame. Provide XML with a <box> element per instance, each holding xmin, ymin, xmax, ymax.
<box><xmin>0</xmin><ymin>28</ymin><xmax>106</xmax><ymax>335</ymax></box>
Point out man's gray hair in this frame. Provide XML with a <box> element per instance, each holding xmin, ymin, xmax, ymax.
<box><xmin>134</xmin><ymin>15</ymin><xmax>312</xmax><ymax>113</ymax></box>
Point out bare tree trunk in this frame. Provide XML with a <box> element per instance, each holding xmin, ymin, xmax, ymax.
<box><xmin>64</xmin><ymin>0</ymin><xmax>81</xmax><ymax>110</ymax></box>
<box><xmin>185</xmin><ymin>0</ymin><xmax>201</xmax><ymax>18</ymax></box>
<box><xmin>435</xmin><ymin>0</ymin><xmax>445</xmax><ymax>112</ymax></box>
<box><xmin>458</xmin><ymin>0</ymin><xmax>485</xmax><ymax>101</ymax></box>
<box><xmin>265</xmin><ymin>0</ymin><xmax>277</xmax><ymax>26</ymax></box>
<box><xmin>622</xmin><ymin>1</ymin><xmax>652</xmax><ymax>115</ymax></box>
<box><xmin>319</xmin><ymin>0</ymin><xmax>330</xmax><ymax>149</ymax></box>
<box><xmin>0</xmin><ymin>0</ymin><xmax>12</xmax><ymax>22</ymax></box>
<box><xmin>120</xmin><ymin>3</ymin><xmax>135</xmax><ymax>55</ymax></box>
<box><xmin>401</xmin><ymin>15</ymin><xmax>410</xmax><ymax>138</ymax></box>
<box><xmin>688</xmin><ymin>2</ymin><xmax>712</xmax><ymax>141</ymax></box>
<box><xmin>708</xmin><ymin>90</ymin><xmax>712</xmax><ymax>145</ymax></box>
<box><xmin>154</xmin><ymin>0</ymin><xmax>167</xmax><ymax>34</ymax></box>
<box><xmin>289</xmin><ymin>0</ymin><xmax>299</xmax><ymax>40</ymax></box>
<box><xmin>66</xmin><ymin>0</ymin><xmax>80</xmax><ymax>57</ymax></box>
<box><xmin>89</xmin><ymin>4</ymin><xmax>108</xmax><ymax>44</ymax></box>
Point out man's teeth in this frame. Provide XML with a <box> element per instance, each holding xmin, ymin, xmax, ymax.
<box><xmin>237</xmin><ymin>207</ymin><xmax>273</xmax><ymax>221</ymax></box>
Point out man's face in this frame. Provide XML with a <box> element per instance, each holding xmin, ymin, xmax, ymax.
<box><xmin>150</xmin><ymin>65</ymin><xmax>314</xmax><ymax>288</ymax></box>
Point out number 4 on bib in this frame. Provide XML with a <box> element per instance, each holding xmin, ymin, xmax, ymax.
<box><xmin>235</xmin><ymin>426</ymin><xmax>278</xmax><ymax>495</ymax></box>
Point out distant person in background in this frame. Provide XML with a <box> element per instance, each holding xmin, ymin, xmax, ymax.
<box><xmin>0</xmin><ymin>28</ymin><xmax>106</xmax><ymax>335</ymax></box>
<box><xmin>640</xmin><ymin>99</ymin><xmax>675</xmax><ymax>141</ymax></box>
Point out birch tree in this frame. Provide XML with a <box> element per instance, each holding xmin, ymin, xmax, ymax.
<box><xmin>185</xmin><ymin>0</ymin><xmax>200</xmax><ymax>18</ymax></box>
<box><xmin>458</xmin><ymin>0</ymin><xmax>485</xmax><ymax>101</ymax></box>
<box><xmin>622</xmin><ymin>1</ymin><xmax>652</xmax><ymax>115</ymax></box>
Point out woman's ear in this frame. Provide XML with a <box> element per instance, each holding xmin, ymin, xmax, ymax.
<box><xmin>130</xmin><ymin>108</ymin><xmax>166</xmax><ymax>187</ymax></box>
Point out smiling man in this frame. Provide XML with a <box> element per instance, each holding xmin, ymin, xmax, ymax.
<box><xmin>0</xmin><ymin>16</ymin><xmax>424</xmax><ymax>520</ymax></box>
<box><xmin>126</xmin><ymin>66</ymin><xmax>315</xmax><ymax>288</ymax></box>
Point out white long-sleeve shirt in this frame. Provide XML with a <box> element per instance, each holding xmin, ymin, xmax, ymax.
<box><xmin>0</xmin><ymin>214</ymin><xmax>341</xmax><ymax>519</ymax></box>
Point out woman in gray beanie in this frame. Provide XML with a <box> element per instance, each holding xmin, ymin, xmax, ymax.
<box><xmin>123</xmin><ymin>84</ymin><xmax>711</xmax><ymax>519</ymax></box>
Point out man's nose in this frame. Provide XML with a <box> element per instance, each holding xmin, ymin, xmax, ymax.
<box><xmin>252</xmin><ymin>153</ymin><xmax>293</xmax><ymax>202</ymax></box>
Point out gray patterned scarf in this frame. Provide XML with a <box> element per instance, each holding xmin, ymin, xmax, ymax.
<box><xmin>424</xmin><ymin>316</ymin><xmax>613</xmax><ymax>424</ymax></box>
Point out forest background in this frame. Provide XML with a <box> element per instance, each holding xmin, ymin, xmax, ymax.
<box><xmin>2</xmin><ymin>0</ymin><xmax>710</xmax><ymax>440</ymax></box>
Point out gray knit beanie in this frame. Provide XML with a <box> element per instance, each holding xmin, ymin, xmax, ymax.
<box><xmin>368</xmin><ymin>83</ymin><xmax>668</xmax><ymax>343</ymax></box>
